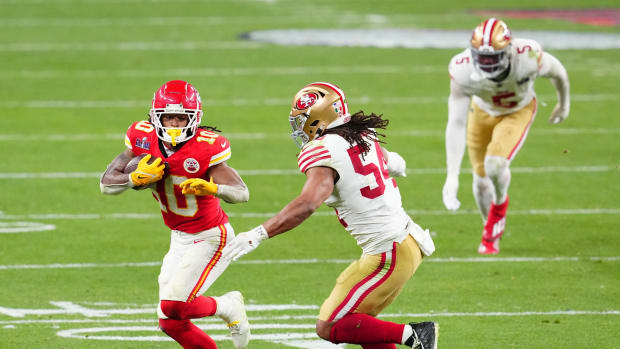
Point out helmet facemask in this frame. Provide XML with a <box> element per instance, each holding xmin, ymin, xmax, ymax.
<box><xmin>149</xmin><ymin>105</ymin><xmax>201</xmax><ymax>146</ymax></box>
<box><xmin>471</xmin><ymin>46</ymin><xmax>511</xmax><ymax>79</ymax></box>
<box><xmin>289</xmin><ymin>110</ymin><xmax>310</xmax><ymax>149</ymax></box>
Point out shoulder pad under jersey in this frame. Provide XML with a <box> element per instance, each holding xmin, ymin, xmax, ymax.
<box><xmin>511</xmin><ymin>38</ymin><xmax>543</xmax><ymax>78</ymax></box>
<box><xmin>125</xmin><ymin>120</ymin><xmax>156</xmax><ymax>151</ymax></box>
<box><xmin>449</xmin><ymin>49</ymin><xmax>475</xmax><ymax>86</ymax></box>
<box><xmin>192</xmin><ymin>129</ymin><xmax>231</xmax><ymax>167</ymax></box>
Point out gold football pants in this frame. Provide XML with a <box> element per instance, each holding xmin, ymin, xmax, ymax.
<box><xmin>467</xmin><ymin>98</ymin><xmax>537</xmax><ymax>177</ymax></box>
<box><xmin>319</xmin><ymin>235</ymin><xmax>423</xmax><ymax>322</ymax></box>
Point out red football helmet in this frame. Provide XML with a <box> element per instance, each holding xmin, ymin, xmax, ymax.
<box><xmin>149</xmin><ymin>80</ymin><xmax>203</xmax><ymax>145</ymax></box>
<box><xmin>470</xmin><ymin>18</ymin><xmax>512</xmax><ymax>79</ymax></box>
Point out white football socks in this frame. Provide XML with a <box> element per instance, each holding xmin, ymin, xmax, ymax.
<box><xmin>401</xmin><ymin>324</ymin><xmax>413</xmax><ymax>344</ymax></box>
<box><xmin>473</xmin><ymin>174</ymin><xmax>495</xmax><ymax>222</ymax></box>
<box><xmin>484</xmin><ymin>155</ymin><xmax>511</xmax><ymax>205</ymax></box>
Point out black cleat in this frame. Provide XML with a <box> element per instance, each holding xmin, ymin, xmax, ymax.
<box><xmin>405</xmin><ymin>321</ymin><xmax>439</xmax><ymax>349</ymax></box>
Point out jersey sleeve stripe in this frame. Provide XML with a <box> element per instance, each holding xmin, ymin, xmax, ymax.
<box><xmin>209</xmin><ymin>148</ymin><xmax>231</xmax><ymax>166</ymax></box>
<box><xmin>298</xmin><ymin>145</ymin><xmax>326</xmax><ymax>160</ymax></box>
<box><xmin>298</xmin><ymin>149</ymin><xmax>330</xmax><ymax>168</ymax></box>
<box><xmin>124</xmin><ymin>135</ymin><xmax>132</xmax><ymax>149</ymax></box>
<box><xmin>300</xmin><ymin>155</ymin><xmax>331</xmax><ymax>173</ymax></box>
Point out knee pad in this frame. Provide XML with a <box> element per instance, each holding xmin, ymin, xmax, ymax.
<box><xmin>484</xmin><ymin>155</ymin><xmax>508</xmax><ymax>179</ymax></box>
<box><xmin>473</xmin><ymin>174</ymin><xmax>492</xmax><ymax>191</ymax></box>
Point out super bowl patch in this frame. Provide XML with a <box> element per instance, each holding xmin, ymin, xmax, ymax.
<box><xmin>183</xmin><ymin>158</ymin><xmax>200</xmax><ymax>174</ymax></box>
<box><xmin>135</xmin><ymin>137</ymin><xmax>151</xmax><ymax>150</ymax></box>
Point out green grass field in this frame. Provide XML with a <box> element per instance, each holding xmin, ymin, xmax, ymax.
<box><xmin>1</xmin><ymin>1</ymin><xmax>619</xmax><ymax>348</ymax></box>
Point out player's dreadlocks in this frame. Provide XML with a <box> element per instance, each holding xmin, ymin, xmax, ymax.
<box><xmin>198</xmin><ymin>125</ymin><xmax>222</xmax><ymax>133</ymax></box>
<box><xmin>324</xmin><ymin>111</ymin><xmax>389</xmax><ymax>155</ymax></box>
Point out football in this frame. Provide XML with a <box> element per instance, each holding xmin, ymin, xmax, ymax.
<box><xmin>124</xmin><ymin>153</ymin><xmax>149</xmax><ymax>174</ymax></box>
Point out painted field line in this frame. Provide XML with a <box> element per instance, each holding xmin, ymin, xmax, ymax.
<box><xmin>0</xmin><ymin>93</ymin><xmax>617</xmax><ymax>109</ymax></box>
<box><xmin>2</xmin><ymin>128</ymin><xmax>620</xmax><ymax>142</ymax></box>
<box><xmin>0</xmin><ymin>41</ymin><xmax>264</xmax><ymax>52</ymax></box>
<box><xmin>1</xmin><ymin>256</ymin><xmax>618</xmax><ymax>270</ymax></box>
<box><xmin>0</xmin><ymin>165</ymin><xmax>616</xmax><ymax>179</ymax></box>
<box><xmin>1</xmin><ymin>208</ymin><xmax>619</xmax><ymax>222</ymax></box>
<box><xmin>0</xmin><ymin>65</ymin><xmax>445</xmax><ymax>79</ymax></box>
<box><xmin>0</xmin><ymin>63</ymin><xmax>614</xmax><ymax>80</ymax></box>
<box><xmin>0</xmin><ymin>15</ymin><xmax>376</xmax><ymax>28</ymax></box>
<box><xmin>0</xmin><ymin>310</ymin><xmax>617</xmax><ymax>325</ymax></box>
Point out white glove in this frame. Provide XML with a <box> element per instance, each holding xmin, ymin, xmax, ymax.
<box><xmin>442</xmin><ymin>176</ymin><xmax>461</xmax><ymax>211</ymax></box>
<box><xmin>222</xmin><ymin>225</ymin><xmax>269</xmax><ymax>261</ymax></box>
<box><xmin>548</xmin><ymin>104</ymin><xmax>569</xmax><ymax>124</ymax></box>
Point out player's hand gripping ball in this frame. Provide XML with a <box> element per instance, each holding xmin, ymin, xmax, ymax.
<box><xmin>125</xmin><ymin>154</ymin><xmax>166</xmax><ymax>189</ymax></box>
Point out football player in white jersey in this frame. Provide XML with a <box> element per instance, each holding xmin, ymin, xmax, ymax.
<box><xmin>442</xmin><ymin>18</ymin><xmax>570</xmax><ymax>254</ymax></box>
<box><xmin>222</xmin><ymin>82</ymin><xmax>438</xmax><ymax>349</ymax></box>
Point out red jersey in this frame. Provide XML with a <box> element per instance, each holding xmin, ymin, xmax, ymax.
<box><xmin>124</xmin><ymin>120</ymin><xmax>231</xmax><ymax>233</ymax></box>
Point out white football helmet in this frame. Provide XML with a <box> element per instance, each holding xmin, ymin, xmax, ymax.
<box><xmin>289</xmin><ymin>82</ymin><xmax>350</xmax><ymax>148</ymax></box>
<box><xmin>149</xmin><ymin>80</ymin><xmax>203</xmax><ymax>146</ymax></box>
<box><xmin>470</xmin><ymin>18</ymin><xmax>512</xmax><ymax>79</ymax></box>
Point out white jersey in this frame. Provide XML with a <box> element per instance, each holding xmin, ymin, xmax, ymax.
<box><xmin>449</xmin><ymin>38</ymin><xmax>545</xmax><ymax>116</ymax></box>
<box><xmin>297</xmin><ymin>133</ymin><xmax>434</xmax><ymax>255</ymax></box>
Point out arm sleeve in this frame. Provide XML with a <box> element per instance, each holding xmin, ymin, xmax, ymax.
<box><xmin>216</xmin><ymin>184</ymin><xmax>250</xmax><ymax>204</ymax></box>
<box><xmin>538</xmin><ymin>52</ymin><xmax>570</xmax><ymax>111</ymax></box>
<box><xmin>445</xmin><ymin>79</ymin><xmax>471</xmax><ymax>179</ymax></box>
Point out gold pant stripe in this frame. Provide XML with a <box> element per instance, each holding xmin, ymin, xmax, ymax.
<box><xmin>327</xmin><ymin>244</ymin><xmax>396</xmax><ymax>322</ymax></box>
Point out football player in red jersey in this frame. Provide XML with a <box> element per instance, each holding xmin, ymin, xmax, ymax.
<box><xmin>222</xmin><ymin>82</ymin><xmax>438</xmax><ymax>349</ymax></box>
<box><xmin>442</xmin><ymin>18</ymin><xmax>570</xmax><ymax>254</ymax></box>
<box><xmin>100</xmin><ymin>80</ymin><xmax>251</xmax><ymax>349</ymax></box>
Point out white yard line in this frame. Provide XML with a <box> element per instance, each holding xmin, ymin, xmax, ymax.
<box><xmin>0</xmin><ymin>165</ymin><xmax>615</xmax><ymax>179</ymax></box>
<box><xmin>2</xmin><ymin>128</ymin><xmax>620</xmax><ymax>142</ymax></box>
<box><xmin>0</xmin><ymin>93</ymin><xmax>617</xmax><ymax>109</ymax></box>
<box><xmin>0</xmin><ymin>41</ymin><xmax>264</xmax><ymax>52</ymax></box>
<box><xmin>0</xmin><ymin>310</ymin><xmax>617</xmax><ymax>324</ymax></box>
<box><xmin>1</xmin><ymin>256</ymin><xmax>618</xmax><ymax>270</ymax></box>
<box><xmin>0</xmin><ymin>64</ymin><xmax>614</xmax><ymax>79</ymax></box>
<box><xmin>0</xmin><ymin>208</ymin><xmax>619</xmax><ymax>223</ymax></box>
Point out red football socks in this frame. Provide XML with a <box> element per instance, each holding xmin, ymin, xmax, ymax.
<box><xmin>362</xmin><ymin>343</ymin><xmax>398</xmax><ymax>349</ymax></box>
<box><xmin>159</xmin><ymin>318</ymin><xmax>217</xmax><ymax>349</ymax></box>
<box><xmin>160</xmin><ymin>296</ymin><xmax>217</xmax><ymax>320</ymax></box>
<box><xmin>329</xmin><ymin>313</ymin><xmax>405</xmax><ymax>344</ymax></box>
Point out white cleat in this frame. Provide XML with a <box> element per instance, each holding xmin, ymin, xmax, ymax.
<box><xmin>218</xmin><ymin>291</ymin><xmax>250</xmax><ymax>348</ymax></box>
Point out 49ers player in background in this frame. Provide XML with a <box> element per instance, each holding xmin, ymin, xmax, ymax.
<box><xmin>100</xmin><ymin>80</ymin><xmax>251</xmax><ymax>349</ymax></box>
<box><xmin>222</xmin><ymin>82</ymin><xmax>439</xmax><ymax>349</ymax></box>
<box><xmin>442</xmin><ymin>18</ymin><xmax>571</xmax><ymax>254</ymax></box>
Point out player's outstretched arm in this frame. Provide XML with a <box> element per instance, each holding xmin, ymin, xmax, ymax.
<box><xmin>381</xmin><ymin>147</ymin><xmax>407</xmax><ymax>177</ymax></box>
<box><xmin>100</xmin><ymin>149</ymin><xmax>135</xmax><ymax>195</ymax></box>
<box><xmin>180</xmin><ymin>162</ymin><xmax>249</xmax><ymax>203</ymax></box>
<box><xmin>443</xmin><ymin>80</ymin><xmax>470</xmax><ymax>210</ymax></box>
<box><xmin>539</xmin><ymin>52</ymin><xmax>570</xmax><ymax>124</ymax></box>
<box><xmin>221</xmin><ymin>166</ymin><xmax>335</xmax><ymax>261</ymax></box>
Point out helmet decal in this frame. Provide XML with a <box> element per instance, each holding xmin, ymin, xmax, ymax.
<box><xmin>296</xmin><ymin>93</ymin><xmax>318</xmax><ymax>110</ymax></box>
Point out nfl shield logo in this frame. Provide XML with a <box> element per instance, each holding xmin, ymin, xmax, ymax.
<box><xmin>183</xmin><ymin>158</ymin><xmax>200</xmax><ymax>174</ymax></box>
